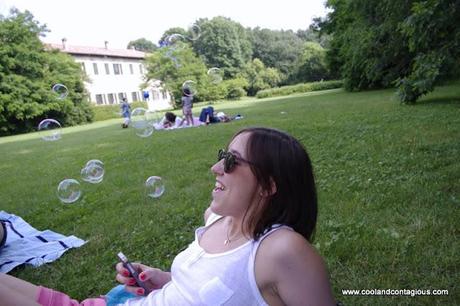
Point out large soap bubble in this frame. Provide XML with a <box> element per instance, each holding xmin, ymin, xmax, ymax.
<box><xmin>182</xmin><ymin>80</ymin><xmax>197</xmax><ymax>96</ymax></box>
<box><xmin>51</xmin><ymin>83</ymin><xmax>68</xmax><ymax>99</ymax></box>
<box><xmin>81</xmin><ymin>160</ymin><xmax>104</xmax><ymax>184</ymax></box>
<box><xmin>207</xmin><ymin>67</ymin><xmax>223</xmax><ymax>84</ymax></box>
<box><xmin>131</xmin><ymin>108</ymin><xmax>155</xmax><ymax>137</ymax></box>
<box><xmin>145</xmin><ymin>176</ymin><xmax>165</xmax><ymax>198</ymax></box>
<box><xmin>57</xmin><ymin>179</ymin><xmax>81</xmax><ymax>204</ymax></box>
<box><xmin>38</xmin><ymin>119</ymin><xmax>62</xmax><ymax>141</ymax></box>
<box><xmin>187</xmin><ymin>23</ymin><xmax>201</xmax><ymax>41</ymax></box>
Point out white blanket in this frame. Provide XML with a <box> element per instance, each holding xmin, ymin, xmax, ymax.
<box><xmin>0</xmin><ymin>211</ymin><xmax>87</xmax><ymax>273</ymax></box>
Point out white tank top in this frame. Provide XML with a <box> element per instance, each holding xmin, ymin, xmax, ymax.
<box><xmin>121</xmin><ymin>213</ymin><xmax>292</xmax><ymax>306</ymax></box>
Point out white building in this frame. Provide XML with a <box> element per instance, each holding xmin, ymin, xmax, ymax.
<box><xmin>47</xmin><ymin>40</ymin><xmax>172</xmax><ymax>111</ymax></box>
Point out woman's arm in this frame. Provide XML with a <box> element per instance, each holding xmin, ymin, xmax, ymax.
<box><xmin>257</xmin><ymin>230</ymin><xmax>336</xmax><ymax>306</ymax></box>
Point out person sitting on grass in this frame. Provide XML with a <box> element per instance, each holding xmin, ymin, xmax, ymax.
<box><xmin>0</xmin><ymin>127</ymin><xmax>336</xmax><ymax>306</ymax></box>
<box><xmin>162</xmin><ymin>112</ymin><xmax>183</xmax><ymax>129</ymax></box>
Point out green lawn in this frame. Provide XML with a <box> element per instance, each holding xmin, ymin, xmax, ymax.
<box><xmin>1</xmin><ymin>83</ymin><xmax>459</xmax><ymax>305</ymax></box>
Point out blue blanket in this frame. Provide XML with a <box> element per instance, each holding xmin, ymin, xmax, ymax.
<box><xmin>0</xmin><ymin>211</ymin><xmax>87</xmax><ymax>273</ymax></box>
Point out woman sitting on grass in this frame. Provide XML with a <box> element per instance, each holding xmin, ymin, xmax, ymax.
<box><xmin>0</xmin><ymin>127</ymin><xmax>336</xmax><ymax>306</ymax></box>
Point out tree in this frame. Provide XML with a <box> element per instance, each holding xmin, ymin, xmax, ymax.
<box><xmin>248</xmin><ymin>28</ymin><xmax>304</xmax><ymax>83</ymax></box>
<box><xmin>144</xmin><ymin>44</ymin><xmax>211</xmax><ymax>106</ymax></box>
<box><xmin>0</xmin><ymin>9</ymin><xmax>92</xmax><ymax>136</ymax></box>
<box><xmin>158</xmin><ymin>27</ymin><xmax>189</xmax><ymax>46</ymax></box>
<box><xmin>315</xmin><ymin>0</ymin><xmax>460</xmax><ymax>103</ymax></box>
<box><xmin>243</xmin><ymin>58</ymin><xmax>282</xmax><ymax>96</ymax></box>
<box><xmin>290</xmin><ymin>42</ymin><xmax>330</xmax><ymax>83</ymax></box>
<box><xmin>192</xmin><ymin>17</ymin><xmax>253</xmax><ymax>78</ymax></box>
<box><xmin>127</xmin><ymin>38</ymin><xmax>157</xmax><ymax>52</ymax></box>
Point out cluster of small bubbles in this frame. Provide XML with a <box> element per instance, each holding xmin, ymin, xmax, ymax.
<box><xmin>57</xmin><ymin>179</ymin><xmax>81</xmax><ymax>204</ymax></box>
<box><xmin>38</xmin><ymin>119</ymin><xmax>62</xmax><ymax>141</ymax></box>
<box><xmin>131</xmin><ymin>108</ymin><xmax>157</xmax><ymax>137</ymax></box>
<box><xmin>145</xmin><ymin>176</ymin><xmax>165</xmax><ymax>198</ymax></box>
<box><xmin>51</xmin><ymin>83</ymin><xmax>68</xmax><ymax>99</ymax></box>
<box><xmin>187</xmin><ymin>23</ymin><xmax>201</xmax><ymax>41</ymax></box>
<box><xmin>207</xmin><ymin>67</ymin><xmax>223</xmax><ymax>84</ymax></box>
<box><xmin>81</xmin><ymin>160</ymin><xmax>104</xmax><ymax>183</ymax></box>
<box><xmin>182</xmin><ymin>80</ymin><xmax>197</xmax><ymax>96</ymax></box>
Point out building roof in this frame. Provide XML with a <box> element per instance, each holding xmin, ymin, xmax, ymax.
<box><xmin>46</xmin><ymin>43</ymin><xmax>147</xmax><ymax>59</ymax></box>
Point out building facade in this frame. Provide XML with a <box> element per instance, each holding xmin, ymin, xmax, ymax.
<box><xmin>48</xmin><ymin>41</ymin><xmax>172</xmax><ymax>111</ymax></box>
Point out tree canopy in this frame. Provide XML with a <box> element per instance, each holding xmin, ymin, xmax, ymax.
<box><xmin>0</xmin><ymin>9</ymin><xmax>92</xmax><ymax>136</ymax></box>
<box><xmin>192</xmin><ymin>17</ymin><xmax>253</xmax><ymax>78</ymax></box>
<box><xmin>127</xmin><ymin>38</ymin><xmax>157</xmax><ymax>52</ymax></box>
<box><xmin>314</xmin><ymin>0</ymin><xmax>460</xmax><ymax>103</ymax></box>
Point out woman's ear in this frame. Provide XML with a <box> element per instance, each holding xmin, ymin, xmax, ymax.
<box><xmin>259</xmin><ymin>177</ymin><xmax>277</xmax><ymax>197</ymax></box>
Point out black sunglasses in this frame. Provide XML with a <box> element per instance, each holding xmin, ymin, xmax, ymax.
<box><xmin>218</xmin><ymin>149</ymin><xmax>254</xmax><ymax>173</ymax></box>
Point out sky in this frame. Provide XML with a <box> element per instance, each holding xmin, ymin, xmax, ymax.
<box><xmin>0</xmin><ymin>0</ymin><xmax>329</xmax><ymax>49</ymax></box>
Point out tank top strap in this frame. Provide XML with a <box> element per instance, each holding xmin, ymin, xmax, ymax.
<box><xmin>246</xmin><ymin>224</ymin><xmax>294</xmax><ymax>306</ymax></box>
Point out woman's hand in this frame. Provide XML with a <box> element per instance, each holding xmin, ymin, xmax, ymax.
<box><xmin>115</xmin><ymin>262</ymin><xmax>172</xmax><ymax>296</ymax></box>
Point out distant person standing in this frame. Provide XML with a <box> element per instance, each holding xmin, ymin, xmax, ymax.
<box><xmin>120</xmin><ymin>98</ymin><xmax>131</xmax><ymax>128</ymax></box>
<box><xmin>181</xmin><ymin>88</ymin><xmax>194</xmax><ymax>126</ymax></box>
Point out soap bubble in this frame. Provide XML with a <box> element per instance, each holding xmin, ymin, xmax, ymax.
<box><xmin>187</xmin><ymin>23</ymin><xmax>201</xmax><ymax>41</ymax></box>
<box><xmin>165</xmin><ymin>34</ymin><xmax>185</xmax><ymax>48</ymax></box>
<box><xmin>182</xmin><ymin>80</ymin><xmax>197</xmax><ymax>96</ymax></box>
<box><xmin>145</xmin><ymin>176</ymin><xmax>165</xmax><ymax>198</ymax></box>
<box><xmin>57</xmin><ymin>179</ymin><xmax>81</xmax><ymax>204</ymax></box>
<box><xmin>81</xmin><ymin>160</ymin><xmax>104</xmax><ymax>184</ymax></box>
<box><xmin>51</xmin><ymin>83</ymin><xmax>68</xmax><ymax>99</ymax></box>
<box><xmin>86</xmin><ymin>159</ymin><xmax>104</xmax><ymax>168</ymax></box>
<box><xmin>38</xmin><ymin>119</ymin><xmax>62</xmax><ymax>141</ymax></box>
<box><xmin>131</xmin><ymin>108</ymin><xmax>155</xmax><ymax>137</ymax></box>
<box><xmin>207</xmin><ymin>67</ymin><xmax>223</xmax><ymax>84</ymax></box>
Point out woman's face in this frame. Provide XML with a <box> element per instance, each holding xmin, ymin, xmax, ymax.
<box><xmin>210</xmin><ymin>132</ymin><xmax>261</xmax><ymax>218</ymax></box>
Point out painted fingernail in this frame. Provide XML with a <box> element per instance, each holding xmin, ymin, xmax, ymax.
<box><xmin>129</xmin><ymin>278</ymin><xmax>136</xmax><ymax>285</ymax></box>
<box><xmin>123</xmin><ymin>270</ymin><xmax>130</xmax><ymax>277</ymax></box>
<box><xmin>137</xmin><ymin>288</ymin><xmax>144</xmax><ymax>295</ymax></box>
<box><xmin>140</xmin><ymin>273</ymin><xmax>146</xmax><ymax>281</ymax></box>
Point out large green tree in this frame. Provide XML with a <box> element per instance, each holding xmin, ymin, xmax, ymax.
<box><xmin>315</xmin><ymin>0</ymin><xmax>460</xmax><ymax>103</ymax></box>
<box><xmin>144</xmin><ymin>44</ymin><xmax>211</xmax><ymax>105</ymax></box>
<box><xmin>0</xmin><ymin>9</ymin><xmax>92</xmax><ymax>135</ymax></box>
<box><xmin>192</xmin><ymin>17</ymin><xmax>253</xmax><ymax>78</ymax></box>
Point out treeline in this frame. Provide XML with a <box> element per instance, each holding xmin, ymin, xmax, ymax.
<box><xmin>129</xmin><ymin>16</ymin><xmax>334</xmax><ymax>105</ymax></box>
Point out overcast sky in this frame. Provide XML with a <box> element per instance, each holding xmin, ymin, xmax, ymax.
<box><xmin>0</xmin><ymin>0</ymin><xmax>329</xmax><ymax>49</ymax></box>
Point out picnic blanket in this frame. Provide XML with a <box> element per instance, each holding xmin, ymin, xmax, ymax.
<box><xmin>0</xmin><ymin>211</ymin><xmax>87</xmax><ymax>273</ymax></box>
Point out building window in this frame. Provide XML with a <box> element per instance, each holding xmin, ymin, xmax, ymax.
<box><xmin>108</xmin><ymin>93</ymin><xmax>115</xmax><ymax>104</ymax></box>
<box><xmin>93</xmin><ymin>63</ymin><xmax>99</xmax><ymax>75</ymax></box>
<box><xmin>105</xmin><ymin>63</ymin><xmax>110</xmax><ymax>74</ymax></box>
<box><xmin>113</xmin><ymin>63</ymin><xmax>123</xmax><ymax>75</ymax></box>
<box><xmin>118</xmin><ymin>93</ymin><xmax>126</xmax><ymax>101</ymax></box>
<box><xmin>80</xmin><ymin>62</ymin><xmax>86</xmax><ymax>73</ymax></box>
<box><xmin>129</xmin><ymin>64</ymin><xmax>134</xmax><ymax>74</ymax></box>
<box><xmin>95</xmin><ymin>94</ymin><xmax>104</xmax><ymax>105</ymax></box>
<box><xmin>131</xmin><ymin>92</ymin><xmax>139</xmax><ymax>101</ymax></box>
<box><xmin>139</xmin><ymin>64</ymin><xmax>143</xmax><ymax>74</ymax></box>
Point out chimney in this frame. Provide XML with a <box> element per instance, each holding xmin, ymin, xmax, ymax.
<box><xmin>104</xmin><ymin>41</ymin><xmax>109</xmax><ymax>49</ymax></box>
<box><xmin>62</xmin><ymin>38</ymin><xmax>67</xmax><ymax>49</ymax></box>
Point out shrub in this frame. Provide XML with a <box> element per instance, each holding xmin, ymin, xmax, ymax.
<box><xmin>256</xmin><ymin>80</ymin><xmax>343</xmax><ymax>98</ymax></box>
<box><xmin>91</xmin><ymin>101</ymin><xmax>150</xmax><ymax>122</ymax></box>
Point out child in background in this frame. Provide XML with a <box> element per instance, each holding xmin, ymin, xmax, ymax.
<box><xmin>181</xmin><ymin>88</ymin><xmax>194</xmax><ymax>126</ymax></box>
